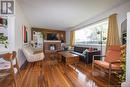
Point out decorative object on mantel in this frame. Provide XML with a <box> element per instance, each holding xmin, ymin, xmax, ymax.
<box><xmin>0</xmin><ymin>33</ymin><xmax>8</xmax><ymax>48</ymax></box>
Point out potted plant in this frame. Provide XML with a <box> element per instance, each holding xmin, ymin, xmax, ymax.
<box><xmin>120</xmin><ymin>45</ymin><xmax>126</xmax><ymax>87</ymax></box>
<box><xmin>0</xmin><ymin>33</ymin><xmax>8</xmax><ymax>48</ymax></box>
<box><xmin>115</xmin><ymin>45</ymin><xmax>126</xmax><ymax>87</ymax></box>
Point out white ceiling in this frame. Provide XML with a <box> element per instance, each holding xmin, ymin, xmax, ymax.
<box><xmin>18</xmin><ymin>0</ymin><xmax>128</xmax><ymax>30</ymax></box>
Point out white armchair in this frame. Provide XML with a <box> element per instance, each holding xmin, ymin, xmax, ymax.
<box><xmin>22</xmin><ymin>46</ymin><xmax>44</xmax><ymax>62</ymax></box>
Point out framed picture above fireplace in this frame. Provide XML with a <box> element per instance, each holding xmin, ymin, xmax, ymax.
<box><xmin>47</xmin><ymin>33</ymin><xmax>58</xmax><ymax>40</ymax></box>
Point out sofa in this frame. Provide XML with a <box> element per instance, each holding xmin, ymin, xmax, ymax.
<box><xmin>70</xmin><ymin>46</ymin><xmax>100</xmax><ymax>64</ymax></box>
<box><xmin>22</xmin><ymin>46</ymin><xmax>44</xmax><ymax>62</ymax></box>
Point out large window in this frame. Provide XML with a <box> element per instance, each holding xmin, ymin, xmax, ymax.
<box><xmin>75</xmin><ymin>20</ymin><xmax>108</xmax><ymax>45</ymax></box>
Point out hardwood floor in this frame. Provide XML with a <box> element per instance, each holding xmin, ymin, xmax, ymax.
<box><xmin>0</xmin><ymin>60</ymin><xmax>120</xmax><ymax>87</ymax></box>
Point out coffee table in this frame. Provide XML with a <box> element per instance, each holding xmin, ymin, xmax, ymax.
<box><xmin>58</xmin><ymin>51</ymin><xmax>79</xmax><ymax>73</ymax></box>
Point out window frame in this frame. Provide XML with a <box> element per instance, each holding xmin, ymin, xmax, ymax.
<box><xmin>75</xmin><ymin>19</ymin><xmax>108</xmax><ymax>45</ymax></box>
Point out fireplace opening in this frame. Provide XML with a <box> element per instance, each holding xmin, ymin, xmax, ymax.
<box><xmin>49</xmin><ymin>44</ymin><xmax>56</xmax><ymax>51</ymax></box>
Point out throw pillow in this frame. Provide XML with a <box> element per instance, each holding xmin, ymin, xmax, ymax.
<box><xmin>82</xmin><ymin>49</ymin><xmax>89</xmax><ymax>57</ymax></box>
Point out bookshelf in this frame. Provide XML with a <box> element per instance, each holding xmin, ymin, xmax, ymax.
<box><xmin>121</xmin><ymin>19</ymin><xmax>127</xmax><ymax>45</ymax></box>
<box><xmin>122</xmin><ymin>32</ymin><xmax>127</xmax><ymax>44</ymax></box>
<box><xmin>0</xmin><ymin>17</ymin><xmax>8</xmax><ymax>51</ymax></box>
<box><xmin>33</xmin><ymin>31</ymin><xmax>43</xmax><ymax>48</ymax></box>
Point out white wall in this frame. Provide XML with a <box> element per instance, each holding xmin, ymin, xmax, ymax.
<box><xmin>8</xmin><ymin>17</ymin><xmax>15</xmax><ymax>51</ymax></box>
<box><xmin>66</xmin><ymin>30</ymin><xmax>70</xmax><ymax>44</ymax></box>
<box><xmin>15</xmin><ymin>1</ymin><xmax>31</xmax><ymax>67</ymax></box>
<box><xmin>126</xmin><ymin>12</ymin><xmax>130</xmax><ymax>87</ymax></box>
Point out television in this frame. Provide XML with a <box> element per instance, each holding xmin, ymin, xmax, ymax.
<box><xmin>47</xmin><ymin>33</ymin><xmax>58</xmax><ymax>40</ymax></box>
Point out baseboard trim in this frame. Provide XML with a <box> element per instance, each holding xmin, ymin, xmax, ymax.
<box><xmin>20</xmin><ymin>60</ymin><xmax>28</xmax><ymax>70</ymax></box>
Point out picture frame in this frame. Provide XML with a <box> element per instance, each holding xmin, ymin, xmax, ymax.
<box><xmin>22</xmin><ymin>25</ymin><xmax>28</xmax><ymax>43</ymax></box>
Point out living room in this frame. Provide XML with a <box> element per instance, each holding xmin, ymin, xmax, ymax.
<box><xmin>0</xmin><ymin>0</ymin><xmax>130</xmax><ymax>87</ymax></box>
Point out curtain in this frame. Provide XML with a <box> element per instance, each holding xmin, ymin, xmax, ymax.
<box><xmin>106</xmin><ymin>14</ymin><xmax>120</xmax><ymax>52</ymax></box>
<box><xmin>70</xmin><ymin>30</ymin><xmax>75</xmax><ymax>47</ymax></box>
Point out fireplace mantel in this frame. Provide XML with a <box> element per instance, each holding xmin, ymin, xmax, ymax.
<box><xmin>44</xmin><ymin>40</ymin><xmax>61</xmax><ymax>43</ymax></box>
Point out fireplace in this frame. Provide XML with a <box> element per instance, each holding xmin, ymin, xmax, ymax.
<box><xmin>44</xmin><ymin>40</ymin><xmax>61</xmax><ymax>51</ymax></box>
<box><xmin>43</xmin><ymin>40</ymin><xmax>61</xmax><ymax>59</ymax></box>
<box><xmin>49</xmin><ymin>44</ymin><xmax>56</xmax><ymax>51</ymax></box>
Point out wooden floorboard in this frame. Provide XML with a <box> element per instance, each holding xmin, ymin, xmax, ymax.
<box><xmin>0</xmin><ymin>60</ymin><xmax>121</xmax><ymax>87</ymax></box>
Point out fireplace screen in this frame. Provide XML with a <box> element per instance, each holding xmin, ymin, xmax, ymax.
<box><xmin>49</xmin><ymin>44</ymin><xmax>56</xmax><ymax>51</ymax></box>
